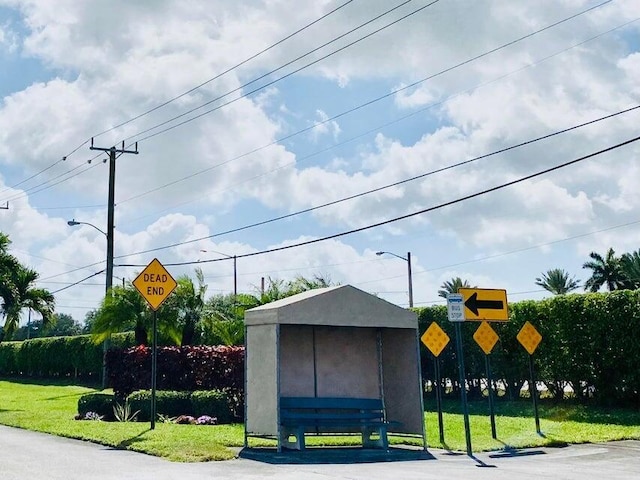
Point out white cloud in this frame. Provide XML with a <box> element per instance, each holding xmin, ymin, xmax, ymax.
<box><xmin>1</xmin><ymin>0</ymin><xmax>639</xmax><ymax>322</ymax></box>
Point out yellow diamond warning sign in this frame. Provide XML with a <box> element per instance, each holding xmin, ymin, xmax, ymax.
<box><xmin>133</xmin><ymin>258</ymin><xmax>177</xmax><ymax>311</ymax></box>
<box><xmin>473</xmin><ymin>321</ymin><xmax>499</xmax><ymax>355</ymax></box>
<box><xmin>517</xmin><ymin>321</ymin><xmax>542</xmax><ymax>355</ymax></box>
<box><xmin>421</xmin><ymin>322</ymin><xmax>450</xmax><ymax>357</ymax></box>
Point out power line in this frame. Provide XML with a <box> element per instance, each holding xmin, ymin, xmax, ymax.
<box><xmin>117</xmin><ymin>0</ymin><xmax>613</xmax><ymax>206</ymax></box>
<box><xmin>116</xmin><ymin>134</ymin><xmax>640</xmax><ymax>268</ymax></box>
<box><xmin>2</xmin><ymin>2</ymin><xmax>356</xmax><ymax>196</ymax></box>
<box><xmin>124</xmin><ymin>1</ymin><xmax>437</xmax><ymax>145</ymax></box>
<box><xmin>0</xmin><ymin>0</ymin><xmax>356</xmax><ymax>202</ymax></box>
<box><xmin>118</xmin><ymin>17</ymin><xmax>640</xmax><ymax>226</ymax></box>
<box><xmin>91</xmin><ymin>0</ymin><xmax>357</xmax><ymax>141</ymax></box>
<box><xmin>113</xmin><ymin>105</ymin><xmax>639</xmax><ymax>259</ymax></box>
<box><xmin>50</xmin><ymin>270</ymin><xmax>106</xmax><ymax>294</ymax></box>
<box><xmin>358</xmin><ymin>217</ymin><xmax>640</xmax><ymax>286</ymax></box>
<box><xmin>0</xmin><ymin>1</ymin><xmax>422</xmax><ymax>206</ymax></box>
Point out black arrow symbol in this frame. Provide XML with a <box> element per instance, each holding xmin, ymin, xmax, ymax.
<box><xmin>464</xmin><ymin>292</ymin><xmax>504</xmax><ymax>316</ymax></box>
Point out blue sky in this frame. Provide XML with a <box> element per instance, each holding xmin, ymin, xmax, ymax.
<box><xmin>1</xmin><ymin>0</ymin><xmax>639</xmax><ymax>322</ymax></box>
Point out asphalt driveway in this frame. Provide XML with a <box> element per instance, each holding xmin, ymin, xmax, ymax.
<box><xmin>1</xmin><ymin>425</ymin><xmax>639</xmax><ymax>479</ymax></box>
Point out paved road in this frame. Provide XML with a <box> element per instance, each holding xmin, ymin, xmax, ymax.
<box><xmin>1</xmin><ymin>425</ymin><xmax>639</xmax><ymax>479</ymax></box>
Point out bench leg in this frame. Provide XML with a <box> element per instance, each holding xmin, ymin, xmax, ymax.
<box><xmin>362</xmin><ymin>425</ymin><xmax>388</xmax><ymax>449</ymax></box>
<box><xmin>280</xmin><ymin>426</ymin><xmax>306</xmax><ymax>451</ymax></box>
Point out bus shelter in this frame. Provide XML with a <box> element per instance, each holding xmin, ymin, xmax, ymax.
<box><xmin>244</xmin><ymin>285</ymin><xmax>426</xmax><ymax>450</ymax></box>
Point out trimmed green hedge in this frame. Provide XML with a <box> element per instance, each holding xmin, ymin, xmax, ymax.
<box><xmin>418</xmin><ymin>290</ymin><xmax>640</xmax><ymax>407</ymax></box>
<box><xmin>0</xmin><ymin>332</ymin><xmax>135</xmax><ymax>379</ymax></box>
<box><xmin>78</xmin><ymin>392</ymin><xmax>116</xmax><ymax>420</ymax></box>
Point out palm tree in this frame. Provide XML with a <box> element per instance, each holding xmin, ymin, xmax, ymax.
<box><xmin>535</xmin><ymin>269</ymin><xmax>580</xmax><ymax>294</ymax></box>
<box><xmin>168</xmin><ymin>268</ymin><xmax>208</xmax><ymax>346</ymax></box>
<box><xmin>92</xmin><ymin>282</ymin><xmax>181</xmax><ymax>346</ymax></box>
<box><xmin>1</xmin><ymin>265</ymin><xmax>55</xmax><ymax>342</ymax></box>
<box><xmin>582</xmin><ymin>248</ymin><xmax>626</xmax><ymax>292</ymax></box>
<box><xmin>438</xmin><ymin>277</ymin><xmax>474</xmax><ymax>298</ymax></box>
<box><xmin>620</xmin><ymin>250</ymin><xmax>640</xmax><ymax>290</ymax></box>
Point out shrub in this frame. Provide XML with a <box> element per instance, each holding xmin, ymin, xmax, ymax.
<box><xmin>78</xmin><ymin>393</ymin><xmax>115</xmax><ymax>420</ymax></box>
<box><xmin>127</xmin><ymin>390</ymin><xmax>193</xmax><ymax>422</ymax></box>
<box><xmin>106</xmin><ymin>345</ymin><xmax>244</xmax><ymax>397</ymax></box>
<box><xmin>0</xmin><ymin>332</ymin><xmax>135</xmax><ymax>379</ymax></box>
<box><xmin>191</xmin><ymin>389</ymin><xmax>232</xmax><ymax>423</ymax></box>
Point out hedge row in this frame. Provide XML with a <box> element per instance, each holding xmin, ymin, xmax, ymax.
<box><xmin>0</xmin><ymin>333</ymin><xmax>135</xmax><ymax>378</ymax></box>
<box><xmin>106</xmin><ymin>345</ymin><xmax>245</xmax><ymax>398</ymax></box>
<box><xmin>78</xmin><ymin>389</ymin><xmax>236</xmax><ymax>423</ymax></box>
<box><xmin>418</xmin><ymin>290</ymin><xmax>640</xmax><ymax>407</ymax></box>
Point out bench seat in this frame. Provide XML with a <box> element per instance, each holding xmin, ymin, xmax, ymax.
<box><xmin>278</xmin><ymin>396</ymin><xmax>395</xmax><ymax>451</ymax></box>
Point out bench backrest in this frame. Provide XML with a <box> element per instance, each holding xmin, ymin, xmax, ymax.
<box><xmin>280</xmin><ymin>396</ymin><xmax>383</xmax><ymax>412</ymax></box>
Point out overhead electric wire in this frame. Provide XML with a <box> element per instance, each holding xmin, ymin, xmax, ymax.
<box><xmin>124</xmin><ymin>0</ymin><xmax>437</xmax><ymax>144</ymax></box>
<box><xmin>50</xmin><ymin>270</ymin><xmax>106</xmax><ymax>294</ymax></box>
<box><xmin>2</xmin><ymin>2</ymin><xmax>356</xmax><ymax>201</ymax></box>
<box><xmin>115</xmin><ymin>134</ymin><xmax>640</xmax><ymax>268</ymax></box>
<box><xmin>117</xmin><ymin>0</ymin><xmax>614</xmax><ymax>206</ymax></box>
<box><xmin>113</xmin><ymin>105</ymin><xmax>640</xmax><ymax>259</ymax></box>
<box><xmin>358</xmin><ymin>217</ymin><xmax>640</xmax><ymax>286</ymax></box>
<box><xmin>90</xmin><ymin>0</ymin><xmax>357</xmax><ymax>141</ymax></box>
<box><xmin>3</xmin><ymin>0</ymin><xmax>612</xmax><ymax>206</ymax></box>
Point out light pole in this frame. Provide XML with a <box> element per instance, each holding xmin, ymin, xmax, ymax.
<box><xmin>200</xmin><ymin>249</ymin><xmax>237</xmax><ymax>303</ymax></box>
<box><xmin>67</xmin><ymin>218</ymin><xmax>111</xmax><ymax>389</ymax></box>
<box><xmin>376</xmin><ymin>251</ymin><xmax>414</xmax><ymax>308</ymax></box>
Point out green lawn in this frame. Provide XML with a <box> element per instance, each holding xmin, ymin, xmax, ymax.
<box><xmin>1</xmin><ymin>378</ymin><xmax>639</xmax><ymax>462</ymax></box>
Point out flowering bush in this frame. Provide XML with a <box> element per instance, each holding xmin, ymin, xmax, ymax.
<box><xmin>74</xmin><ymin>411</ymin><xmax>103</xmax><ymax>421</ymax></box>
<box><xmin>175</xmin><ymin>415</ymin><xmax>196</xmax><ymax>424</ymax></box>
<box><xmin>106</xmin><ymin>345</ymin><xmax>244</xmax><ymax>398</ymax></box>
<box><xmin>195</xmin><ymin>415</ymin><xmax>217</xmax><ymax>425</ymax></box>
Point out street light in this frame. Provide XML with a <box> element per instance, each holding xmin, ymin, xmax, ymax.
<box><xmin>200</xmin><ymin>249</ymin><xmax>237</xmax><ymax>301</ymax></box>
<box><xmin>67</xmin><ymin>219</ymin><xmax>107</xmax><ymax>237</ymax></box>
<box><xmin>68</xmin><ymin>218</ymin><xmax>112</xmax><ymax>389</ymax></box>
<box><xmin>376</xmin><ymin>251</ymin><xmax>414</xmax><ymax>308</ymax></box>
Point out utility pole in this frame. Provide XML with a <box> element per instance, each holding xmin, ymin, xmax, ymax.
<box><xmin>90</xmin><ymin>139</ymin><xmax>139</xmax><ymax>389</ymax></box>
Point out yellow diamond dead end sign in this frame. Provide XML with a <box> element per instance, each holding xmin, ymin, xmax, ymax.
<box><xmin>421</xmin><ymin>322</ymin><xmax>450</xmax><ymax>357</ymax></box>
<box><xmin>133</xmin><ymin>258</ymin><xmax>177</xmax><ymax>311</ymax></box>
<box><xmin>517</xmin><ymin>321</ymin><xmax>542</xmax><ymax>355</ymax></box>
<box><xmin>473</xmin><ymin>321</ymin><xmax>499</xmax><ymax>355</ymax></box>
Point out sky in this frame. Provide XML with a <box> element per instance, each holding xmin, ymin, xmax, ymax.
<box><xmin>0</xmin><ymin>0</ymin><xmax>639</xmax><ymax>325</ymax></box>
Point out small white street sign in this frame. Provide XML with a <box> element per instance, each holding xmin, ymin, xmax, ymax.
<box><xmin>447</xmin><ymin>293</ymin><xmax>465</xmax><ymax>322</ymax></box>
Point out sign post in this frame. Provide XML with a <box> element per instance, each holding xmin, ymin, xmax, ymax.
<box><xmin>517</xmin><ymin>321</ymin><xmax>543</xmax><ymax>435</ymax></box>
<box><xmin>447</xmin><ymin>294</ymin><xmax>472</xmax><ymax>455</ymax></box>
<box><xmin>421</xmin><ymin>322</ymin><xmax>451</xmax><ymax>444</ymax></box>
<box><xmin>473</xmin><ymin>321</ymin><xmax>500</xmax><ymax>439</ymax></box>
<box><xmin>132</xmin><ymin>258</ymin><xmax>177</xmax><ymax>430</ymax></box>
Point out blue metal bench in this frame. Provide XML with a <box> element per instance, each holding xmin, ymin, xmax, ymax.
<box><xmin>279</xmin><ymin>396</ymin><xmax>392</xmax><ymax>451</ymax></box>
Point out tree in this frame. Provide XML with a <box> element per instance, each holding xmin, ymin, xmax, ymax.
<box><xmin>91</xmin><ymin>282</ymin><xmax>180</xmax><ymax>346</ymax></box>
<box><xmin>620</xmin><ymin>249</ymin><xmax>640</xmax><ymax>289</ymax></box>
<box><xmin>437</xmin><ymin>277</ymin><xmax>474</xmax><ymax>298</ymax></box>
<box><xmin>43</xmin><ymin>313</ymin><xmax>82</xmax><ymax>337</ymax></box>
<box><xmin>535</xmin><ymin>268</ymin><xmax>580</xmax><ymax>295</ymax></box>
<box><xmin>165</xmin><ymin>268</ymin><xmax>208</xmax><ymax>346</ymax></box>
<box><xmin>256</xmin><ymin>274</ymin><xmax>336</xmax><ymax>305</ymax></box>
<box><xmin>582</xmin><ymin>248</ymin><xmax>626</xmax><ymax>292</ymax></box>
<box><xmin>0</xmin><ymin>265</ymin><xmax>55</xmax><ymax>343</ymax></box>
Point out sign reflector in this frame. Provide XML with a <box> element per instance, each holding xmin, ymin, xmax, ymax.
<box><xmin>473</xmin><ymin>321</ymin><xmax>499</xmax><ymax>355</ymax></box>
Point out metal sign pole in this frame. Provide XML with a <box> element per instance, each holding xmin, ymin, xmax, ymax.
<box><xmin>454</xmin><ymin>322</ymin><xmax>472</xmax><ymax>456</ymax></box>
<box><xmin>485</xmin><ymin>354</ymin><xmax>497</xmax><ymax>439</ymax></box>
<box><xmin>151</xmin><ymin>310</ymin><xmax>158</xmax><ymax>430</ymax></box>
<box><xmin>528</xmin><ymin>354</ymin><xmax>541</xmax><ymax>434</ymax></box>
<box><xmin>434</xmin><ymin>354</ymin><xmax>445</xmax><ymax>444</ymax></box>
